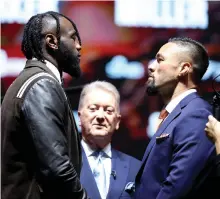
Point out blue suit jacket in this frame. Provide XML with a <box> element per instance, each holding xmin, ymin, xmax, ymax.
<box><xmin>80</xmin><ymin>147</ymin><xmax>141</xmax><ymax>199</ymax></box>
<box><xmin>134</xmin><ymin>93</ymin><xmax>216</xmax><ymax>199</ymax></box>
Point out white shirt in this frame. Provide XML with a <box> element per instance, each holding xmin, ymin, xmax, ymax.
<box><xmin>44</xmin><ymin>60</ymin><xmax>62</xmax><ymax>84</ymax></box>
<box><xmin>165</xmin><ymin>89</ymin><xmax>197</xmax><ymax>114</ymax></box>
<box><xmin>81</xmin><ymin>139</ymin><xmax>112</xmax><ymax>193</ymax></box>
<box><xmin>32</xmin><ymin>58</ymin><xmax>61</xmax><ymax>84</ymax></box>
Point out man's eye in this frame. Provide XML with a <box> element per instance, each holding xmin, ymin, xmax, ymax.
<box><xmin>157</xmin><ymin>58</ymin><xmax>163</xmax><ymax>62</ymax></box>
<box><xmin>89</xmin><ymin>107</ymin><xmax>96</xmax><ymax>111</ymax></box>
<box><xmin>106</xmin><ymin>109</ymin><xmax>114</xmax><ymax>114</ymax></box>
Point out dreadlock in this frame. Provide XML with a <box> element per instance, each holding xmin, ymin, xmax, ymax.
<box><xmin>21</xmin><ymin>11</ymin><xmax>81</xmax><ymax>63</ymax></box>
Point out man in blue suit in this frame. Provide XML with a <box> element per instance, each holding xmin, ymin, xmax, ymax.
<box><xmin>134</xmin><ymin>37</ymin><xmax>217</xmax><ymax>199</ymax></box>
<box><xmin>78</xmin><ymin>81</ymin><xmax>141</xmax><ymax>199</ymax></box>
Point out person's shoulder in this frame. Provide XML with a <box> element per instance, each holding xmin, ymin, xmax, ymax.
<box><xmin>20</xmin><ymin>74</ymin><xmax>66</xmax><ymax>108</ymax></box>
<box><xmin>34</xmin><ymin>74</ymin><xmax>60</xmax><ymax>87</ymax></box>
<box><xmin>192</xmin><ymin>92</ymin><xmax>211</xmax><ymax>105</ymax></box>
<box><xmin>183</xmin><ymin>93</ymin><xmax>212</xmax><ymax>112</ymax></box>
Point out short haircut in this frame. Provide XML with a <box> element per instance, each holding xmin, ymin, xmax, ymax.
<box><xmin>21</xmin><ymin>11</ymin><xmax>81</xmax><ymax>62</ymax></box>
<box><xmin>169</xmin><ymin>37</ymin><xmax>209</xmax><ymax>83</ymax></box>
<box><xmin>78</xmin><ymin>81</ymin><xmax>120</xmax><ymax>112</ymax></box>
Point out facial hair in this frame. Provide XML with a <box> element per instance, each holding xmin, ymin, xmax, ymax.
<box><xmin>146</xmin><ymin>78</ymin><xmax>158</xmax><ymax>96</ymax></box>
<box><xmin>58</xmin><ymin>41</ymin><xmax>81</xmax><ymax>78</ymax></box>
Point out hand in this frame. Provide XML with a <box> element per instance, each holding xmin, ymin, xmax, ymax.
<box><xmin>205</xmin><ymin>115</ymin><xmax>220</xmax><ymax>143</ymax></box>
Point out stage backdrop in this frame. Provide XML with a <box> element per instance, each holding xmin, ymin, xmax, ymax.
<box><xmin>1</xmin><ymin>0</ymin><xmax>220</xmax><ymax>160</ymax></box>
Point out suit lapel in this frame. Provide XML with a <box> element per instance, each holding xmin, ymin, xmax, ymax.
<box><xmin>81</xmin><ymin>148</ymin><xmax>102</xmax><ymax>199</ymax></box>
<box><xmin>107</xmin><ymin>149</ymin><xmax>129</xmax><ymax>199</ymax></box>
<box><xmin>139</xmin><ymin>93</ymin><xmax>199</xmax><ymax>175</ymax></box>
<box><xmin>141</xmin><ymin>105</ymin><xmax>181</xmax><ymax>163</ymax></box>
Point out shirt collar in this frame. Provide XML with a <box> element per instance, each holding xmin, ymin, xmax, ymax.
<box><xmin>166</xmin><ymin>89</ymin><xmax>197</xmax><ymax>114</ymax></box>
<box><xmin>44</xmin><ymin>60</ymin><xmax>62</xmax><ymax>84</ymax></box>
<box><xmin>32</xmin><ymin>58</ymin><xmax>62</xmax><ymax>84</ymax></box>
<box><xmin>81</xmin><ymin>139</ymin><xmax>112</xmax><ymax>158</ymax></box>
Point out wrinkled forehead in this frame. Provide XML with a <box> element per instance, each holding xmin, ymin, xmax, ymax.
<box><xmin>83</xmin><ymin>89</ymin><xmax>118</xmax><ymax>108</ymax></box>
<box><xmin>86</xmin><ymin>89</ymin><xmax>116</xmax><ymax>102</ymax></box>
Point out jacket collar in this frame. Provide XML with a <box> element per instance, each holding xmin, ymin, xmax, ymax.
<box><xmin>24</xmin><ymin>59</ymin><xmax>60</xmax><ymax>84</ymax></box>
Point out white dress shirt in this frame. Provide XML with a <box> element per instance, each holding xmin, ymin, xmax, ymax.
<box><xmin>81</xmin><ymin>139</ymin><xmax>112</xmax><ymax>194</ymax></box>
<box><xmin>32</xmin><ymin>58</ymin><xmax>61</xmax><ymax>84</ymax></box>
<box><xmin>165</xmin><ymin>89</ymin><xmax>197</xmax><ymax>114</ymax></box>
<box><xmin>44</xmin><ymin>60</ymin><xmax>61</xmax><ymax>84</ymax></box>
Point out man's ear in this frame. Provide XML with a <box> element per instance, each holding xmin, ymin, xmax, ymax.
<box><xmin>115</xmin><ymin>114</ymin><xmax>121</xmax><ymax>130</ymax></box>
<box><xmin>179</xmin><ymin>62</ymin><xmax>192</xmax><ymax>77</ymax></box>
<box><xmin>45</xmin><ymin>34</ymin><xmax>58</xmax><ymax>50</ymax></box>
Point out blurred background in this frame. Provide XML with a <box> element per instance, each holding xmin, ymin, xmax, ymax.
<box><xmin>1</xmin><ymin>0</ymin><xmax>220</xmax><ymax>160</ymax></box>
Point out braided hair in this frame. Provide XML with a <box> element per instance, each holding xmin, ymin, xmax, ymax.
<box><xmin>21</xmin><ymin>11</ymin><xmax>81</xmax><ymax>63</ymax></box>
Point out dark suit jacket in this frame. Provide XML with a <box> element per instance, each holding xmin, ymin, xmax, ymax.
<box><xmin>134</xmin><ymin>92</ymin><xmax>217</xmax><ymax>199</ymax></box>
<box><xmin>1</xmin><ymin>60</ymin><xmax>86</xmax><ymax>199</ymax></box>
<box><xmin>215</xmin><ymin>154</ymin><xmax>220</xmax><ymax>176</ymax></box>
<box><xmin>80</xmin><ymin>147</ymin><xmax>141</xmax><ymax>199</ymax></box>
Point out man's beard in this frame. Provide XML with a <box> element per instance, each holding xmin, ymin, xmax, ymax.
<box><xmin>59</xmin><ymin>42</ymin><xmax>81</xmax><ymax>78</ymax></box>
<box><xmin>146</xmin><ymin>79</ymin><xmax>158</xmax><ymax>96</ymax></box>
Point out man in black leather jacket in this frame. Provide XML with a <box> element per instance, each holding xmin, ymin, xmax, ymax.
<box><xmin>1</xmin><ymin>11</ymin><xmax>89</xmax><ymax>199</ymax></box>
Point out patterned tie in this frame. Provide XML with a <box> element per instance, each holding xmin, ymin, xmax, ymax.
<box><xmin>157</xmin><ymin>109</ymin><xmax>169</xmax><ymax>130</ymax></box>
<box><xmin>93</xmin><ymin>150</ymin><xmax>107</xmax><ymax>199</ymax></box>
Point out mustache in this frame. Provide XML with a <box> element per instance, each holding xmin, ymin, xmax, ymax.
<box><xmin>147</xmin><ymin>72</ymin><xmax>154</xmax><ymax>78</ymax></box>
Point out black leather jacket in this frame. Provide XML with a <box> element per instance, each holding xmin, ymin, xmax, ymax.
<box><xmin>1</xmin><ymin>61</ymin><xmax>88</xmax><ymax>199</ymax></box>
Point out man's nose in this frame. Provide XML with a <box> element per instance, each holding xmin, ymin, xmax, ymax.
<box><xmin>148</xmin><ymin>60</ymin><xmax>157</xmax><ymax>73</ymax></box>
<box><xmin>76</xmin><ymin>41</ymin><xmax>81</xmax><ymax>51</ymax></box>
<box><xmin>96</xmin><ymin>110</ymin><xmax>105</xmax><ymax>122</ymax></box>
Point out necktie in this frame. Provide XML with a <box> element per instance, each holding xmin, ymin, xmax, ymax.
<box><xmin>93</xmin><ymin>151</ymin><xmax>107</xmax><ymax>199</ymax></box>
<box><xmin>157</xmin><ymin>109</ymin><xmax>169</xmax><ymax>130</ymax></box>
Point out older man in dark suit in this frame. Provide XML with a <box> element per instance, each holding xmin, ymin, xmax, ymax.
<box><xmin>78</xmin><ymin>81</ymin><xmax>141</xmax><ymax>199</ymax></box>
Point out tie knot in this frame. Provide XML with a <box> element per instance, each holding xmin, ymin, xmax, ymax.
<box><xmin>159</xmin><ymin>109</ymin><xmax>169</xmax><ymax>120</ymax></box>
<box><xmin>92</xmin><ymin>150</ymin><xmax>105</xmax><ymax>158</ymax></box>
